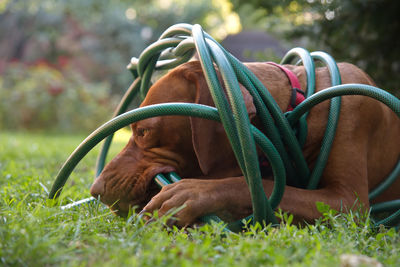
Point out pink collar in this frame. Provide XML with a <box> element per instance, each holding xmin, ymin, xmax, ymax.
<box><xmin>267</xmin><ymin>62</ymin><xmax>305</xmax><ymax>111</ymax></box>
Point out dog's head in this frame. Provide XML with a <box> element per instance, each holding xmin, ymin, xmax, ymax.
<box><xmin>89</xmin><ymin>61</ymin><xmax>256</xmax><ymax>216</ymax></box>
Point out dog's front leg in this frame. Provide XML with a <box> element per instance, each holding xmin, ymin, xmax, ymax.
<box><xmin>141</xmin><ymin>173</ymin><xmax>369</xmax><ymax>226</ymax></box>
<box><xmin>141</xmin><ymin>177</ymin><xmax>258</xmax><ymax>227</ymax></box>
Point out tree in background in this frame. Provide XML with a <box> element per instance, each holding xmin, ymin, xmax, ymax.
<box><xmin>231</xmin><ymin>0</ymin><xmax>399</xmax><ymax>95</ymax></box>
<box><xmin>0</xmin><ymin>0</ymin><xmax>240</xmax><ymax>94</ymax></box>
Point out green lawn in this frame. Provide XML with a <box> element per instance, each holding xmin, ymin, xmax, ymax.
<box><xmin>0</xmin><ymin>131</ymin><xmax>399</xmax><ymax>266</ymax></box>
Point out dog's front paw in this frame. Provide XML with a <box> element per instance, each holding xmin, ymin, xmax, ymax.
<box><xmin>140</xmin><ymin>178</ymin><xmax>228</xmax><ymax>227</ymax></box>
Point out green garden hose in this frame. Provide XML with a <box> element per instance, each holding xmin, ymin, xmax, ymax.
<box><xmin>306</xmin><ymin>51</ymin><xmax>342</xmax><ymax>190</ymax></box>
<box><xmin>281</xmin><ymin>47</ymin><xmax>315</xmax><ymax>149</ymax></box>
<box><xmin>50</xmin><ymin>23</ymin><xmax>400</xmax><ymax>230</ymax></box>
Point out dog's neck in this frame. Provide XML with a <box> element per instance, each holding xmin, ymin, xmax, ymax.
<box><xmin>244</xmin><ymin>62</ymin><xmax>308</xmax><ymax>113</ymax></box>
<box><xmin>284</xmin><ymin>64</ymin><xmax>308</xmax><ymax>97</ymax></box>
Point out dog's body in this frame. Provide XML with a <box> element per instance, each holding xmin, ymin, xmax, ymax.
<box><xmin>90</xmin><ymin>61</ymin><xmax>400</xmax><ymax>226</ymax></box>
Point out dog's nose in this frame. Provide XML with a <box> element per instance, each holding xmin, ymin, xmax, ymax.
<box><xmin>90</xmin><ymin>178</ymin><xmax>105</xmax><ymax>199</ymax></box>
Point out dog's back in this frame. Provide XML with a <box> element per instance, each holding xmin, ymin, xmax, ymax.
<box><xmin>246</xmin><ymin>62</ymin><xmax>400</xmax><ymax>203</ymax></box>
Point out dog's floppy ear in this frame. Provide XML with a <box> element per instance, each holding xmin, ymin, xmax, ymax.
<box><xmin>183</xmin><ymin>63</ymin><xmax>256</xmax><ymax>176</ymax></box>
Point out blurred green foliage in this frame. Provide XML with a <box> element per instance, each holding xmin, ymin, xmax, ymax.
<box><xmin>1</xmin><ymin>0</ymin><xmax>398</xmax><ymax>133</ymax></box>
<box><xmin>0</xmin><ymin>61</ymin><xmax>118</xmax><ymax>133</ymax></box>
<box><xmin>0</xmin><ymin>0</ymin><xmax>239</xmax><ymax>132</ymax></box>
<box><xmin>232</xmin><ymin>0</ymin><xmax>400</xmax><ymax>95</ymax></box>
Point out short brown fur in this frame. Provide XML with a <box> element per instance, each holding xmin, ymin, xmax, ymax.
<box><xmin>90</xmin><ymin>61</ymin><xmax>400</xmax><ymax>226</ymax></box>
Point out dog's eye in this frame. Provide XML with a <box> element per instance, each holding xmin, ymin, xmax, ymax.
<box><xmin>136</xmin><ymin>128</ymin><xmax>149</xmax><ymax>137</ymax></box>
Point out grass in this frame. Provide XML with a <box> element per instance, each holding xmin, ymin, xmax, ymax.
<box><xmin>1</xmin><ymin>131</ymin><xmax>399</xmax><ymax>266</ymax></box>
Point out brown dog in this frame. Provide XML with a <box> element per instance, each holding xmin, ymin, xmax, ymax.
<box><xmin>90</xmin><ymin>61</ymin><xmax>400</xmax><ymax>226</ymax></box>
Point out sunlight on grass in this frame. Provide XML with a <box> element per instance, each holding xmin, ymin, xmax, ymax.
<box><xmin>113</xmin><ymin>128</ymin><xmax>131</xmax><ymax>144</ymax></box>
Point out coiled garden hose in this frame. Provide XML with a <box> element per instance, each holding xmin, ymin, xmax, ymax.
<box><xmin>49</xmin><ymin>23</ymin><xmax>400</xmax><ymax>230</ymax></box>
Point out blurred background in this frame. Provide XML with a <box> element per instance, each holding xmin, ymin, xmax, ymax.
<box><xmin>1</xmin><ymin>0</ymin><xmax>398</xmax><ymax>134</ymax></box>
